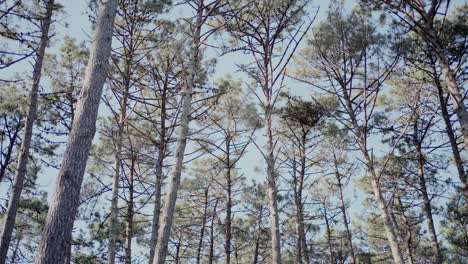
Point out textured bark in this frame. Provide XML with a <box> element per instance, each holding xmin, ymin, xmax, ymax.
<box><xmin>151</xmin><ymin>1</ymin><xmax>203</xmax><ymax>263</ymax></box>
<box><xmin>0</xmin><ymin>1</ymin><xmax>54</xmax><ymax>262</ymax></box>
<box><xmin>432</xmin><ymin>63</ymin><xmax>467</xmax><ymax>199</ymax></box>
<box><xmin>416</xmin><ymin>144</ymin><xmax>442</xmax><ymax>264</ymax></box>
<box><xmin>433</xmin><ymin>44</ymin><xmax>468</xmax><ymax>149</ymax></box>
<box><xmin>34</xmin><ymin>0</ymin><xmax>118</xmax><ymax>263</ymax></box>
<box><xmin>364</xmin><ymin>154</ymin><xmax>405</xmax><ymax>264</ymax></box>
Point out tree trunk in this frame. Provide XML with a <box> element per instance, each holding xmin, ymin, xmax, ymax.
<box><xmin>432</xmin><ymin>62</ymin><xmax>467</xmax><ymax>199</ymax></box>
<box><xmin>151</xmin><ymin>1</ymin><xmax>203</xmax><ymax>263</ymax></box>
<box><xmin>335</xmin><ymin>169</ymin><xmax>355</xmax><ymax>264</ymax></box>
<box><xmin>107</xmin><ymin>66</ymin><xmax>130</xmax><ymax>264</ymax></box>
<box><xmin>252</xmin><ymin>206</ymin><xmax>263</xmax><ymax>264</ymax></box>
<box><xmin>34</xmin><ymin>0</ymin><xmax>118</xmax><ymax>262</ymax></box>
<box><xmin>225</xmin><ymin>137</ymin><xmax>232</xmax><ymax>264</ymax></box>
<box><xmin>265</xmin><ymin>110</ymin><xmax>282</xmax><ymax>264</ymax></box>
<box><xmin>196</xmin><ymin>189</ymin><xmax>209</xmax><ymax>264</ymax></box>
<box><xmin>148</xmin><ymin>90</ymin><xmax>167</xmax><ymax>264</ymax></box>
<box><xmin>208</xmin><ymin>200</ymin><xmax>217</xmax><ymax>264</ymax></box>
<box><xmin>416</xmin><ymin>144</ymin><xmax>442</xmax><ymax>264</ymax></box>
<box><xmin>124</xmin><ymin>155</ymin><xmax>135</xmax><ymax>264</ymax></box>
<box><xmin>0</xmin><ymin>122</ymin><xmax>21</xmax><ymax>183</ymax></box>
<box><xmin>0</xmin><ymin>1</ymin><xmax>54</xmax><ymax>262</ymax></box>
<box><xmin>323</xmin><ymin>205</ymin><xmax>334</xmax><ymax>264</ymax></box>
<box><xmin>435</xmin><ymin>52</ymin><xmax>468</xmax><ymax>149</ymax></box>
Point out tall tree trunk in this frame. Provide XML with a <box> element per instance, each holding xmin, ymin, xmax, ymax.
<box><xmin>323</xmin><ymin>205</ymin><xmax>334</xmax><ymax>264</ymax></box>
<box><xmin>148</xmin><ymin>91</ymin><xmax>167</xmax><ymax>264</ymax></box>
<box><xmin>208</xmin><ymin>200</ymin><xmax>218</xmax><ymax>264</ymax></box>
<box><xmin>252</xmin><ymin>206</ymin><xmax>263</xmax><ymax>264</ymax></box>
<box><xmin>151</xmin><ymin>1</ymin><xmax>203</xmax><ymax>263</ymax></box>
<box><xmin>395</xmin><ymin>195</ymin><xmax>415</xmax><ymax>264</ymax></box>
<box><xmin>107</xmin><ymin>66</ymin><xmax>130</xmax><ymax>264</ymax></box>
<box><xmin>0</xmin><ymin>1</ymin><xmax>54</xmax><ymax>262</ymax></box>
<box><xmin>125</xmin><ymin>155</ymin><xmax>135</xmax><ymax>264</ymax></box>
<box><xmin>432</xmin><ymin>62</ymin><xmax>467</xmax><ymax>199</ymax></box>
<box><xmin>225</xmin><ymin>137</ymin><xmax>232</xmax><ymax>264</ymax></box>
<box><xmin>416</xmin><ymin>144</ymin><xmax>442</xmax><ymax>264</ymax></box>
<box><xmin>333</xmin><ymin>159</ymin><xmax>355</xmax><ymax>264</ymax></box>
<box><xmin>434</xmin><ymin>51</ymin><xmax>468</xmax><ymax>149</ymax></box>
<box><xmin>265</xmin><ymin>109</ymin><xmax>282</xmax><ymax>264</ymax></box>
<box><xmin>34</xmin><ymin>0</ymin><xmax>119</xmax><ymax>262</ymax></box>
<box><xmin>196</xmin><ymin>189</ymin><xmax>209</xmax><ymax>264</ymax></box>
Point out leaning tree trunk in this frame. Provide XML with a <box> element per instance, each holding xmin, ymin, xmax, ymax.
<box><xmin>151</xmin><ymin>1</ymin><xmax>203</xmax><ymax>263</ymax></box>
<box><xmin>196</xmin><ymin>189</ymin><xmax>209</xmax><ymax>264</ymax></box>
<box><xmin>434</xmin><ymin>51</ymin><xmax>468</xmax><ymax>149</ymax></box>
<box><xmin>432</xmin><ymin>62</ymin><xmax>467</xmax><ymax>199</ymax></box>
<box><xmin>416</xmin><ymin>144</ymin><xmax>442</xmax><ymax>264</ymax></box>
<box><xmin>34</xmin><ymin>0</ymin><xmax>119</xmax><ymax>263</ymax></box>
<box><xmin>0</xmin><ymin>1</ymin><xmax>54</xmax><ymax>262</ymax></box>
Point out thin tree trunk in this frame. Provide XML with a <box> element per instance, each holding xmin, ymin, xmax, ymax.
<box><xmin>148</xmin><ymin>146</ymin><xmax>164</xmax><ymax>264</ymax></box>
<box><xmin>151</xmin><ymin>1</ymin><xmax>203</xmax><ymax>263</ymax></box>
<box><xmin>0</xmin><ymin>1</ymin><xmax>54</xmax><ymax>262</ymax></box>
<box><xmin>225</xmin><ymin>137</ymin><xmax>232</xmax><ymax>264</ymax></box>
<box><xmin>416</xmin><ymin>144</ymin><xmax>442</xmax><ymax>264</ymax></box>
<box><xmin>396</xmin><ymin>195</ymin><xmax>415</xmax><ymax>264</ymax></box>
<box><xmin>148</xmin><ymin>89</ymin><xmax>167</xmax><ymax>264</ymax></box>
<box><xmin>208</xmin><ymin>200</ymin><xmax>218</xmax><ymax>264</ymax></box>
<box><xmin>333</xmin><ymin>159</ymin><xmax>355</xmax><ymax>264</ymax></box>
<box><xmin>0</xmin><ymin>122</ymin><xmax>21</xmax><ymax>183</ymax></box>
<box><xmin>265</xmin><ymin>111</ymin><xmax>282</xmax><ymax>264</ymax></box>
<box><xmin>34</xmin><ymin>0</ymin><xmax>118</xmax><ymax>262</ymax></box>
<box><xmin>323</xmin><ymin>205</ymin><xmax>334</xmax><ymax>264</ymax></box>
<box><xmin>125</xmin><ymin>155</ymin><xmax>135</xmax><ymax>264</ymax></box>
<box><xmin>252</xmin><ymin>206</ymin><xmax>263</xmax><ymax>264</ymax></box>
<box><xmin>434</xmin><ymin>51</ymin><xmax>468</xmax><ymax>149</ymax></box>
<box><xmin>432</xmin><ymin>61</ymin><xmax>467</xmax><ymax>199</ymax></box>
<box><xmin>107</xmin><ymin>68</ymin><xmax>130</xmax><ymax>264</ymax></box>
<box><xmin>196</xmin><ymin>189</ymin><xmax>209</xmax><ymax>264</ymax></box>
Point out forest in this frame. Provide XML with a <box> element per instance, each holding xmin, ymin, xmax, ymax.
<box><xmin>0</xmin><ymin>0</ymin><xmax>466</xmax><ymax>263</ymax></box>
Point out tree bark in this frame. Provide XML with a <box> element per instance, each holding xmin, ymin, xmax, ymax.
<box><xmin>34</xmin><ymin>0</ymin><xmax>118</xmax><ymax>262</ymax></box>
<box><xmin>415</xmin><ymin>144</ymin><xmax>442</xmax><ymax>264</ymax></box>
<box><xmin>432</xmin><ymin>62</ymin><xmax>467</xmax><ymax>199</ymax></box>
<box><xmin>265</xmin><ymin>108</ymin><xmax>282</xmax><ymax>264</ymax></box>
<box><xmin>151</xmin><ymin>1</ymin><xmax>203</xmax><ymax>263</ymax></box>
<box><xmin>225</xmin><ymin>137</ymin><xmax>232</xmax><ymax>264</ymax></box>
<box><xmin>334</xmin><ymin>161</ymin><xmax>355</xmax><ymax>264</ymax></box>
<box><xmin>0</xmin><ymin>1</ymin><xmax>54</xmax><ymax>262</ymax></box>
<box><xmin>434</xmin><ymin>49</ymin><xmax>468</xmax><ymax>149</ymax></box>
<box><xmin>124</xmin><ymin>155</ymin><xmax>135</xmax><ymax>264</ymax></box>
<box><xmin>196</xmin><ymin>189</ymin><xmax>209</xmax><ymax>264</ymax></box>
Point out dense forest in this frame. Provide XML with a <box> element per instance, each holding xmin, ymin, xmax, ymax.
<box><xmin>0</xmin><ymin>0</ymin><xmax>466</xmax><ymax>263</ymax></box>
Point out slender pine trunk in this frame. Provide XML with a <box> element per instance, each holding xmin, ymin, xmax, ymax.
<box><xmin>151</xmin><ymin>2</ymin><xmax>203</xmax><ymax>263</ymax></box>
<box><xmin>34</xmin><ymin>0</ymin><xmax>119</xmax><ymax>262</ymax></box>
<box><xmin>0</xmin><ymin>1</ymin><xmax>54</xmax><ymax>262</ymax></box>
<box><xmin>196</xmin><ymin>189</ymin><xmax>209</xmax><ymax>264</ymax></box>
<box><xmin>432</xmin><ymin>61</ymin><xmax>467</xmax><ymax>199</ymax></box>
<box><xmin>225</xmin><ymin>137</ymin><xmax>232</xmax><ymax>264</ymax></box>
